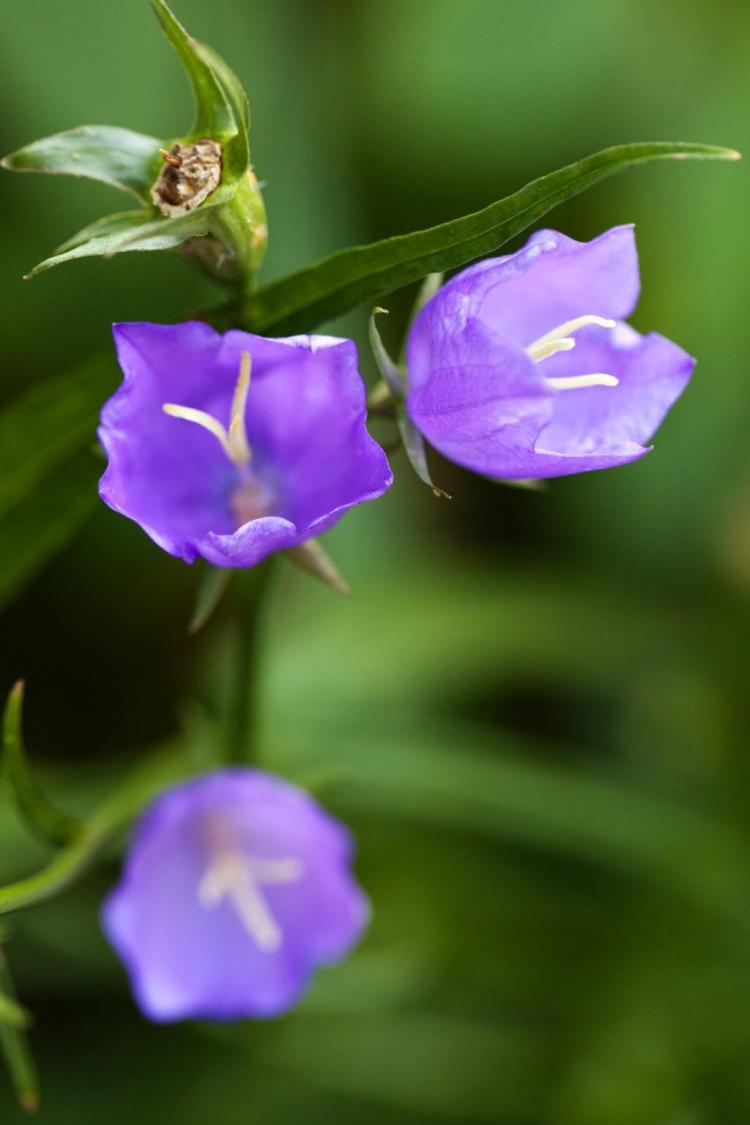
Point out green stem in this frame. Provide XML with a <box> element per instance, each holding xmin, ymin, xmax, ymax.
<box><xmin>225</xmin><ymin>560</ymin><xmax>274</xmax><ymax>764</ymax></box>
<box><xmin>0</xmin><ymin>951</ymin><xmax>37</xmax><ymax>1112</ymax></box>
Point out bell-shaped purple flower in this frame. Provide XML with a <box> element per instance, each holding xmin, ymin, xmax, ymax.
<box><xmin>405</xmin><ymin>225</ymin><xmax>695</xmax><ymax>478</ymax></box>
<box><xmin>102</xmin><ymin>769</ymin><xmax>369</xmax><ymax>1022</ymax></box>
<box><xmin>98</xmin><ymin>321</ymin><xmax>392</xmax><ymax>567</ymax></box>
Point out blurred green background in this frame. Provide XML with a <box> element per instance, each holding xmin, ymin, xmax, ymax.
<box><xmin>1</xmin><ymin>0</ymin><xmax>750</xmax><ymax>1121</ymax></box>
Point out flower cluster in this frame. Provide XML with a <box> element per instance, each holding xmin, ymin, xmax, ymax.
<box><xmin>99</xmin><ymin>226</ymin><xmax>693</xmax><ymax>576</ymax></box>
<box><xmin>99</xmin><ymin>225</ymin><xmax>695</xmax><ymax>1022</ymax></box>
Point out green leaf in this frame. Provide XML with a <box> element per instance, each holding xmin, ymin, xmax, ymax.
<box><xmin>150</xmin><ymin>0</ymin><xmax>235</xmax><ymax>141</ymax></box>
<box><xmin>0</xmin><ymin>354</ymin><xmax>111</xmax><ymax>607</ymax></box>
<box><xmin>0</xmin><ymin>449</ymin><xmax>99</xmax><ymax>611</ymax></box>
<box><xmin>0</xmin><ymin>353</ymin><xmax>112</xmax><ymax>522</ymax></box>
<box><xmin>0</xmin><ymin>990</ymin><xmax>30</xmax><ymax>1032</ymax></box>
<box><xmin>242</xmin><ymin>142</ymin><xmax>740</xmax><ymax>334</ymax></box>
<box><xmin>25</xmin><ymin>207</ymin><xmax>211</xmax><ymax>277</ymax></box>
<box><xmin>0</xmin><ymin>745</ymin><xmax>195</xmax><ymax>918</ymax></box>
<box><xmin>1</xmin><ymin>125</ymin><xmax>162</xmax><ymax>203</ymax></box>
<box><xmin>0</xmin><ymin>951</ymin><xmax>38</xmax><ymax>1112</ymax></box>
<box><xmin>281</xmin><ymin>717</ymin><xmax>749</xmax><ymax>921</ymax></box>
<box><xmin>53</xmin><ymin>210</ymin><xmax>155</xmax><ymax>255</ymax></box>
<box><xmin>2</xmin><ymin>682</ymin><xmax>82</xmax><ymax>847</ymax></box>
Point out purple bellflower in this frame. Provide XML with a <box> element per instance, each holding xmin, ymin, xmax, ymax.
<box><xmin>102</xmin><ymin>769</ymin><xmax>369</xmax><ymax>1021</ymax></box>
<box><xmin>98</xmin><ymin>322</ymin><xmax>392</xmax><ymax>567</ymax></box>
<box><xmin>405</xmin><ymin>225</ymin><xmax>695</xmax><ymax>479</ymax></box>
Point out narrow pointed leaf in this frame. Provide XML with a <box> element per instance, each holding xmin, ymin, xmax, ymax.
<box><xmin>0</xmin><ymin>746</ymin><xmax>194</xmax><ymax>917</ymax></box>
<box><xmin>242</xmin><ymin>142</ymin><xmax>739</xmax><ymax>334</ymax></box>
<box><xmin>151</xmin><ymin>0</ymin><xmax>235</xmax><ymax>141</ymax></box>
<box><xmin>189</xmin><ymin>566</ymin><xmax>232</xmax><ymax>634</ymax></box>
<box><xmin>26</xmin><ymin>208</ymin><xmax>211</xmax><ymax>277</ymax></box>
<box><xmin>1</xmin><ymin>125</ymin><xmax>162</xmax><ymax>202</ymax></box>
<box><xmin>2</xmin><ymin>682</ymin><xmax>82</xmax><ymax>846</ymax></box>
<box><xmin>0</xmin><ymin>990</ymin><xmax>30</xmax><ymax>1031</ymax></box>
<box><xmin>0</xmin><ymin>355</ymin><xmax>111</xmax><ymax>605</ymax></box>
<box><xmin>0</xmin><ymin>952</ymin><xmax>38</xmax><ymax>1113</ymax></box>
<box><xmin>0</xmin><ymin>353</ymin><xmax>112</xmax><ymax>521</ymax></box>
<box><xmin>0</xmin><ymin>451</ymin><xmax>99</xmax><ymax>611</ymax></box>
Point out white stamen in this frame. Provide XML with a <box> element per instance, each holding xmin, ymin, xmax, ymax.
<box><xmin>525</xmin><ymin>315</ymin><xmax>618</xmax><ymax>392</ymax></box>
<box><xmin>197</xmin><ymin>851</ymin><xmax>303</xmax><ymax>952</ymax></box>
<box><xmin>545</xmin><ymin>372</ymin><xmax>619</xmax><ymax>390</ymax></box>
<box><xmin>526</xmin><ymin>315</ymin><xmax>616</xmax><ymax>363</ymax></box>
<box><xmin>162</xmin><ymin>351</ymin><xmax>253</xmax><ymax>467</ymax></box>
<box><xmin>162</xmin><ymin>403</ymin><xmax>235</xmax><ymax>460</ymax></box>
<box><xmin>228</xmin><ymin>352</ymin><xmax>252</xmax><ymax>465</ymax></box>
<box><xmin>528</xmin><ymin>337</ymin><xmax>576</xmax><ymax>362</ymax></box>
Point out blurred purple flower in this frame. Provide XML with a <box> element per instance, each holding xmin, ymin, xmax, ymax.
<box><xmin>405</xmin><ymin>226</ymin><xmax>695</xmax><ymax>479</ymax></box>
<box><xmin>102</xmin><ymin>769</ymin><xmax>369</xmax><ymax>1022</ymax></box>
<box><xmin>99</xmin><ymin>321</ymin><xmax>392</xmax><ymax>567</ymax></box>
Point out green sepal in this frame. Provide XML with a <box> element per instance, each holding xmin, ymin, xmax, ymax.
<box><xmin>2</xmin><ymin>682</ymin><xmax>83</xmax><ymax>847</ymax></box>
<box><xmin>0</xmin><ymin>950</ymin><xmax>38</xmax><ymax>1113</ymax></box>
<box><xmin>189</xmin><ymin>566</ymin><xmax>232</xmax><ymax>635</ymax></box>
<box><xmin>243</xmin><ymin>142</ymin><xmax>740</xmax><ymax>335</ymax></box>
<box><xmin>368</xmin><ymin>308</ymin><xmax>449</xmax><ymax>498</ymax></box>
<box><xmin>0</xmin><ymin>125</ymin><xmax>162</xmax><ymax>202</ymax></box>
<box><xmin>396</xmin><ymin>411</ymin><xmax>450</xmax><ymax>500</ymax></box>
<box><xmin>150</xmin><ymin>0</ymin><xmax>235</xmax><ymax>143</ymax></box>
<box><xmin>368</xmin><ymin>307</ymin><xmax>405</xmax><ymax>397</ymax></box>
<box><xmin>192</xmin><ymin>39</ymin><xmax>251</xmax><ymax>180</ymax></box>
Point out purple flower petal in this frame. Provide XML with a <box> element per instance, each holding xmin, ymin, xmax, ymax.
<box><xmin>405</xmin><ymin>226</ymin><xmax>694</xmax><ymax>479</ymax></box>
<box><xmin>102</xmin><ymin>769</ymin><xmax>370</xmax><ymax>1022</ymax></box>
<box><xmin>99</xmin><ymin>322</ymin><xmax>392</xmax><ymax>566</ymax></box>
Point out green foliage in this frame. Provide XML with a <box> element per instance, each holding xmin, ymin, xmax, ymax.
<box><xmin>242</xmin><ymin>142</ymin><xmax>738</xmax><ymax>334</ymax></box>
<box><xmin>150</xmin><ymin>0</ymin><xmax>235</xmax><ymax>142</ymax></box>
<box><xmin>0</xmin><ymin>355</ymin><xmax>113</xmax><ymax>609</ymax></box>
<box><xmin>0</xmin><ymin>1</ymin><xmax>747</xmax><ymax>1122</ymax></box>
<box><xmin>2</xmin><ymin>683</ymin><xmax>82</xmax><ymax>847</ymax></box>
<box><xmin>2</xmin><ymin>0</ymin><xmax>258</xmax><ymax>281</ymax></box>
<box><xmin>0</xmin><ymin>951</ymin><xmax>37</xmax><ymax>1113</ymax></box>
<box><xmin>25</xmin><ymin>208</ymin><xmax>212</xmax><ymax>278</ymax></box>
<box><xmin>0</xmin><ymin>125</ymin><xmax>162</xmax><ymax>202</ymax></box>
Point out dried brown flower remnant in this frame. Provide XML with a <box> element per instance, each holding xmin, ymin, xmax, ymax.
<box><xmin>151</xmin><ymin>139</ymin><xmax>222</xmax><ymax>218</ymax></box>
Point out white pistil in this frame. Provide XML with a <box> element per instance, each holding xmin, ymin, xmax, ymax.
<box><xmin>198</xmin><ymin>851</ymin><xmax>304</xmax><ymax>952</ymax></box>
<box><xmin>525</xmin><ymin>314</ymin><xmax>619</xmax><ymax>391</ymax></box>
<box><xmin>162</xmin><ymin>351</ymin><xmax>253</xmax><ymax>468</ymax></box>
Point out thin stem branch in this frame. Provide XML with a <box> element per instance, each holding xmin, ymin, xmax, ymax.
<box><xmin>225</xmin><ymin>560</ymin><xmax>274</xmax><ymax>764</ymax></box>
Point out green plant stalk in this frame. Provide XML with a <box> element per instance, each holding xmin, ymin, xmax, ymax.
<box><xmin>225</xmin><ymin>560</ymin><xmax>275</xmax><ymax>764</ymax></box>
<box><xmin>0</xmin><ymin>951</ymin><xmax>38</xmax><ymax>1112</ymax></box>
